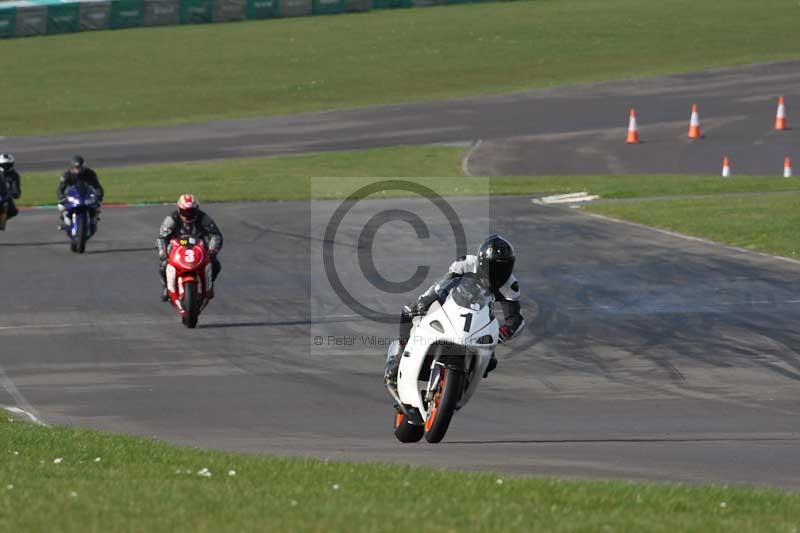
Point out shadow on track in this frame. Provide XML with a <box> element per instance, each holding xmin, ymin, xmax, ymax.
<box><xmin>0</xmin><ymin>241</ymin><xmax>64</xmax><ymax>247</ymax></box>
<box><xmin>198</xmin><ymin>315</ymin><xmax>368</xmax><ymax>329</ymax></box>
<box><xmin>446</xmin><ymin>437</ymin><xmax>800</xmax><ymax>445</ymax></box>
<box><xmin>86</xmin><ymin>246</ymin><xmax>155</xmax><ymax>255</ymax></box>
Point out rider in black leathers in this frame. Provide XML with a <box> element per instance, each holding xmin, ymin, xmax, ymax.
<box><xmin>157</xmin><ymin>194</ymin><xmax>223</xmax><ymax>301</ymax></box>
<box><xmin>384</xmin><ymin>235</ymin><xmax>525</xmax><ymax>386</ymax></box>
<box><xmin>0</xmin><ymin>153</ymin><xmax>20</xmax><ymax>220</ymax></box>
<box><xmin>57</xmin><ymin>155</ymin><xmax>104</xmax><ymax>230</ymax></box>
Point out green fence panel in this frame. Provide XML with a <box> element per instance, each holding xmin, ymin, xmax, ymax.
<box><xmin>0</xmin><ymin>7</ymin><xmax>16</xmax><ymax>37</ymax></box>
<box><xmin>345</xmin><ymin>0</ymin><xmax>369</xmax><ymax>11</ymax></box>
<box><xmin>372</xmin><ymin>0</ymin><xmax>409</xmax><ymax>8</ymax></box>
<box><xmin>246</xmin><ymin>0</ymin><xmax>277</xmax><ymax>18</ymax></box>
<box><xmin>110</xmin><ymin>0</ymin><xmax>143</xmax><ymax>28</ymax></box>
<box><xmin>278</xmin><ymin>0</ymin><xmax>309</xmax><ymax>17</ymax></box>
<box><xmin>180</xmin><ymin>0</ymin><xmax>212</xmax><ymax>23</ymax></box>
<box><xmin>410</xmin><ymin>0</ymin><xmax>441</xmax><ymax>6</ymax></box>
<box><xmin>46</xmin><ymin>2</ymin><xmax>80</xmax><ymax>34</ymax></box>
<box><xmin>80</xmin><ymin>1</ymin><xmax>111</xmax><ymax>31</ymax></box>
<box><xmin>312</xmin><ymin>0</ymin><xmax>344</xmax><ymax>14</ymax></box>
<box><xmin>15</xmin><ymin>5</ymin><xmax>46</xmax><ymax>36</ymax></box>
<box><xmin>144</xmin><ymin>0</ymin><xmax>179</xmax><ymax>25</ymax></box>
<box><xmin>213</xmin><ymin>0</ymin><xmax>245</xmax><ymax>21</ymax></box>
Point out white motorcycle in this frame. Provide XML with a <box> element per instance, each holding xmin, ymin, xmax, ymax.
<box><xmin>386</xmin><ymin>273</ymin><xmax>499</xmax><ymax>443</ymax></box>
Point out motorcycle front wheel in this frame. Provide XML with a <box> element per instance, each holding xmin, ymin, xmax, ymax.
<box><xmin>182</xmin><ymin>280</ymin><xmax>200</xmax><ymax>329</ymax></box>
<box><xmin>74</xmin><ymin>213</ymin><xmax>87</xmax><ymax>254</ymax></box>
<box><xmin>393</xmin><ymin>410</ymin><xmax>424</xmax><ymax>443</ymax></box>
<box><xmin>423</xmin><ymin>366</ymin><xmax>464</xmax><ymax>444</ymax></box>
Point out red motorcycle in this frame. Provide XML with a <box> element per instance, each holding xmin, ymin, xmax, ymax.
<box><xmin>166</xmin><ymin>236</ymin><xmax>213</xmax><ymax>328</ymax></box>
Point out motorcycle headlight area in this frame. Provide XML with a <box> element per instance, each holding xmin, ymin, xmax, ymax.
<box><xmin>67</xmin><ymin>196</ymin><xmax>80</xmax><ymax>204</ymax></box>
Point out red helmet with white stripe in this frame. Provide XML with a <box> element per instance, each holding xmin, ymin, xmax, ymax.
<box><xmin>177</xmin><ymin>194</ymin><xmax>199</xmax><ymax>223</ymax></box>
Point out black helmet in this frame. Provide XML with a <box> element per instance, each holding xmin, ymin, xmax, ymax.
<box><xmin>70</xmin><ymin>155</ymin><xmax>85</xmax><ymax>169</ymax></box>
<box><xmin>0</xmin><ymin>153</ymin><xmax>14</xmax><ymax>173</ymax></box>
<box><xmin>476</xmin><ymin>235</ymin><xmax>515</xmax><ymax>290</ymax></box>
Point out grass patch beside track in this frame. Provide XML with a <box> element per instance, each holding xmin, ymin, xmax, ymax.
<box><xmin>1</xmin><ymin>413</ymin><xmax>799</xmax><ymax>532</ymax></box>
<box><xmin>19</xmin><ymin>146</ymin><xmax>800</xmax><ymax>206</ymax></box>
<box><xmin>18</xmin><ymin>146</ymin><xmax>465</xmax><ymax>205</ymax></box>
<box><xmin>3</xmin><ymin>0</ymin><xmax>800</xmax><ymax>135</ymax></box>
<box><xmin>586</xmin><ymin>194</ymin><xmax>800</xmax><ymax>259</ymax></box>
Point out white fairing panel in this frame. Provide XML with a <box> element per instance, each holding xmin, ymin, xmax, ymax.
<box><xmin>397</xmin><ymin>281</ymin><xmax>499</xmax><ymax>419</ymax></box>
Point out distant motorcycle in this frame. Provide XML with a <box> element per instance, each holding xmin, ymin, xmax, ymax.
<box><xmin>61</xmin><ymin>182</ymin><xmax>99</xmax><ymax>253</ymax></box>
<box><xmin>386</xmin><ymin>273</ymin><xmax>500</xmax><ymax>443</ymax></box>
<box><xmin>166</xmin><ymin>235</ymin><xmax>213</xmax><ymax>328</ymax></box>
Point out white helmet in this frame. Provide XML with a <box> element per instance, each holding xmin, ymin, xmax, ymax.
<box><xmin>0</xmin><ymin>153</ymin><xmax>14</xmax><ymax>173</ymax></box>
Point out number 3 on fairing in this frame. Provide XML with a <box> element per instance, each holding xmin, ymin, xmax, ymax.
<box><xmin>460</xmin><ymin>312</ymin><xmax>473</xmax><ymax>332</ymax></box>
<box><xmin>184</xmin><ymin>249</ymin><xmax>195</xmax><ymax>263</ymax></box>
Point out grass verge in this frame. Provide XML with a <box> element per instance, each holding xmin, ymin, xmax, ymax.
<box><xmin>3</xmin><ymin>0</ymin><xmax>800</xmax><ymax>135</ymax></box>
<box><xmin>19</xmin><ymin>146</ymin><xmax>800</xmax><ymax>206</ymax></box>
<box><xmin>586</xmin><ymin>194</ymin><xmax>800</xmax><ymax>259</ymax></box>
<box><xmin>1</xmin><ymin>413</ymin><xmax>799</xmax><ymax>532</ymax></box>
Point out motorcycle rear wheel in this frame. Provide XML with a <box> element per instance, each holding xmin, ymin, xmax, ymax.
<box><xmin>182</xmin><ymin>281</ymin><xmax>200</xmax><ymax>329</ymax></box>
<box><xmin>423</xmin><ymin>366</ymin><xmax>464</xmax><ymax>444</ymax></box>
<box><xmin>393</xmin><ymin>410</ymin><xmax>424</xmax><ymax>443</ymax></box>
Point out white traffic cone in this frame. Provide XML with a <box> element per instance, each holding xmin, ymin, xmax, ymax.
<box><xmin>721</xmin><ymin>156</ymin><xmax>731</xmax><ymax>178</ymax></box>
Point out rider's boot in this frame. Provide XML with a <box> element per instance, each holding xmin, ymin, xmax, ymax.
<box><xmin>383</xmin><ymin>340</ymin><xmax>403</xmax><ymax>388</ymax></box>
<box><xmin>483</xmin><ymin>354</ymin><xmax>498</xmax><ymax>378</ymax></box>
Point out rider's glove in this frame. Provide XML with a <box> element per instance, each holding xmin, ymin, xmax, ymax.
<box><xmin>499</xmin><ymin>325</ymin><xmax>512</xmax><ymax>343</ymax></box>
<box><xmin>405</xmin><ymin>302</ymin><xmax>427</xmax><ymax>317</ymax></box>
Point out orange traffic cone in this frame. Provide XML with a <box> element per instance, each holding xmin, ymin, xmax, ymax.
<box><xmin>775</xmin><ymin>96</ymin><xmax>788</xmax><ymax>130</ymax></box>
<box><xmin>626</xmin><ymin>108</ymin><xmax>640</xmax><ymax>144</ymax></box>
<box><xmin>721</xmin><ymin>156</ymin><xmax>731</xmax><ymax>177</ymax></box>
<box><xmin>784</xmin><ymin>157</ymin><xmax>793</xmax><ymax>178</ymax></box>
<box><xmin>688</xmin><ymin>104</ymin><xmax>702</xmax><ymax>139</ymax></box>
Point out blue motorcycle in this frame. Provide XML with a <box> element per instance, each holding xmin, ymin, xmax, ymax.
<box><xmin>61</xmin><ymin>182</ymin><xmax>99</xmax><ymax>253</ymax></box>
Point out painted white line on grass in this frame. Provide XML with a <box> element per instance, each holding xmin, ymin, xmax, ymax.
<box><xmin>585</xmin><ymin>212</ymin><xmax>800</xmax><ymax>268</ymax></box>
<box><xmin>461</xmin><ymin>139</ymin><xmax>482</xmax><ymax>177</ymax></box>
<box><xmin>534</xmin><ymin>192</ymin><xmax>600</xmax><ymax>205</ymax></box>
<box><xmin>3</xmin><ymin>406</ymin><xmax>47</xmax><ymax>426</ymax></box>
<box><xmin>0</xmin><ymin>364</ymin><xmax>45</xmax><ymax>426</ymax></box>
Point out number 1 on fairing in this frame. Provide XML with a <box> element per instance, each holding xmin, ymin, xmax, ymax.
<box><xmin>460</xmin><ymin>312</ymin><xmax>473</xmax><ymax>332</ymax></box>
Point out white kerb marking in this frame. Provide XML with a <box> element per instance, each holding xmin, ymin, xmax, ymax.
<box><xmin>2</xmin><ymin>406</ymin><xmax>47</xmax><ymax>426</ymax></box>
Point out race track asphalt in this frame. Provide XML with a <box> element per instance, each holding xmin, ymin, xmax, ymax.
<box><xmin>1</xmin><ymin>197</ymin><xmax>799</xmax><ymax>488</ymax></box>
<box><xmin>5</xmin><ymin>61</ymin><xmax>799</xmax><ymax>175</ymax></box>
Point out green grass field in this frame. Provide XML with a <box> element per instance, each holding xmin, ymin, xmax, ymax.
<box><xmin>1</xmin><ymin>413</ymin><xmax>798</xmax><ymax>532</ymax></box>
<box><xmin>586</xmin><ymin>193</ymin><xmax>800</xmax><ymax>258</ymax></box>
<box><xmin>2</xmin><ymin>0</ymin><xmax>799</xmax><ymax>135</ymax></box>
